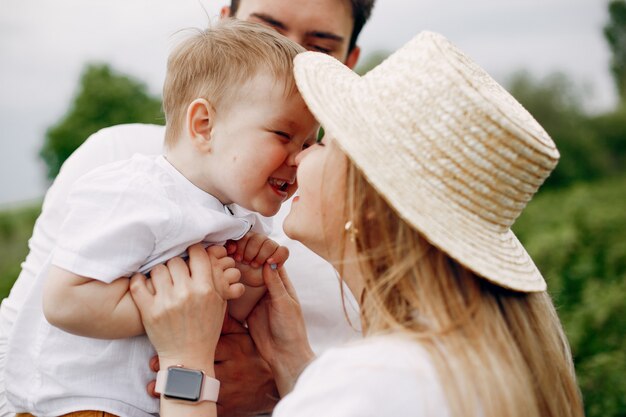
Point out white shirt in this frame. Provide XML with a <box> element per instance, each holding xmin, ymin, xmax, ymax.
<box><xmin>274</xmin><ymin>335</ymin><xmax>450</xmax><ymax>417</ymax></box>
<box><xmin>0</xmin><ymin>124</ymin><xmax>361</xmax><ymax>417</ymax></box>
<box><xmin>7</xmin><ymin>153</ymin><xmax>266</xmax><ymax>417</ymax></box>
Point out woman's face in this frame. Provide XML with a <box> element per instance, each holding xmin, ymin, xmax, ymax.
<box><xmin>283</xmin><ymin>134</ymin><xmax>347</xmax><ymax>262</ymax></box>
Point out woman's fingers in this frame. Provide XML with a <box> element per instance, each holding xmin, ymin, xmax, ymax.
<box><xmin>276</xmin><ymin>266</ymin><xmax>299</xmax><ymax>301</ymax></box>
<box><xmin>150</xmin><ymin>264</ymin><xmax>173</xmax><ymax>294</ymax></box>
<box><xmin>165</xmin><ymin>256</ymin><xmax>189</xmax><ymax>286</ymax></box>
<box><xmin>207</xmin><ymin>244</ymin><xmax>227</xmax><ymax>259</ymax></box>
<box><xmin>262</xmin><ymin>263</ymin><xmax>290</xmax><ymax>301</ymax></box>
<box><xmin>188</xmin><ymin>243</ymin><xmax>212</xmax><ymax>282</ymax></box>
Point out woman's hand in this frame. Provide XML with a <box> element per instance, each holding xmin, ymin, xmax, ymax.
<box><xmin>247</xmin><ymin>264</ymin><xmax>316</xmax><ymax>397</ymax></box>
<box><xmin>130</xmin><ymin>244</ymin><xmax>244</xmax><ymax>372</ymax></box>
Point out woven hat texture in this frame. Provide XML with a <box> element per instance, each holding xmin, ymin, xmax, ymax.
<box><xmin>293</xmin><ymin>31</ymin><xmax>559</xmax><ymax>292</ymax></box>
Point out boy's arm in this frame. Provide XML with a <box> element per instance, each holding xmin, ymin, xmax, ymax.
<box><xmin>43</xmin><ymin>265</ymin><xmax>144</xmax><ymax>339</ymax></box>
<box><xmin>226</xmin><ymin>232</ymin><xmax>289</xmax><ymax>323</ymax></box>
<box><xmin>228</xmin><ymin>278</ymin><xmax>267</xmax><ymax>323</ymax></box>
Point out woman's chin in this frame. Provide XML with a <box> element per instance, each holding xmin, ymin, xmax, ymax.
<box><xmin>282</xmin><ymin>214</ymin><xmax>299</xmax><ymax>241</ymax></box>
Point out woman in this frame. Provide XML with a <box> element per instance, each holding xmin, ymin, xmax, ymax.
<box><xmin>130</xmin><ymin>31</ymin><xmax>584</xmax><ymax>417</ymax></box>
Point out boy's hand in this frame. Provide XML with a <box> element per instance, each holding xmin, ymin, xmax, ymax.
<box><xmin>226</xmin><ymin>232</ymin><xmax>289</xmax><ymax>287</ymax></box>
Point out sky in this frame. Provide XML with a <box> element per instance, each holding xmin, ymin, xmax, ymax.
<box><xmin>0</xmin><ymin>0</ymin><xmax>616</xmax><ymax>207</ymax></box>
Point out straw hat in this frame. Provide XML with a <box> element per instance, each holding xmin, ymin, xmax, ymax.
<box><xmin>293</xmin><ymin>31</ymin><xmax>559</xmax><ymax>292</ymax></box>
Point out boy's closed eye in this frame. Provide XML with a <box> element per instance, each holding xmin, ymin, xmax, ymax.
<box><xmin>273</xmin><ymin>130</ymin><xmax>292</xmax><ymax>141</ymax></box>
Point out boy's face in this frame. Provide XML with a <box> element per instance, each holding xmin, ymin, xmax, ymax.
<box><xmin>222</xmin><ymin>0</ymin><xmax>360</xmax><ymax>68</ymax></box>
<box><xmin>205</xmin><ymin>73</ymin><xmax>319</xmax><ymax>217</ymax></box>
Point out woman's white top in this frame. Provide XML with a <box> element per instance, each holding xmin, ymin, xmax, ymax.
<box><xmin>274</xmin><ymin>335</ymin><xmax>451</xmax><ymax>417</ymax></box>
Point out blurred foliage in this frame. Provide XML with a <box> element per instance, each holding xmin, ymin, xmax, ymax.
<box><xmin>354</xmin><ymin>50</ymin><xmax>389</xmax><ymax>75</ymax></box>
<box><xmin>0</xmin><ymin>204</ymin><xmax>41</xmax><ymax>300</ymax></box>
<box><xmin>40</xmin><ymin>63</ymin><xmax>163</xmax><ymax>179</ymax></box>
<box><xmin>604</xmin><ymin>0</ymin><xmax>626</xmax><ymax>102</ymax></box>
<box><xmin>514</xmin><ymin>177</ymin><xmax>626</xmax><ymax>417</ymax></box>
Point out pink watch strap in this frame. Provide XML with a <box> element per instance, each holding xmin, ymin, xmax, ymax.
<box><xmin>155</xmin><ymin>368</ymin><xmax>220</xmax><ymax>402</ymax></box>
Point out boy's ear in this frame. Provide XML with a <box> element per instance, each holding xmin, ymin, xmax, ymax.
<box><xmin>186</xmin><ymin>98</ymin><xmax>215</xmax><ymax>153</ymax></box>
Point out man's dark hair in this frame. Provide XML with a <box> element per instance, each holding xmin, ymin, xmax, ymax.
<box><xmin>229</xmin><ymin>0</ymin><xmax>375</xmax><ymax>52</ymax></box>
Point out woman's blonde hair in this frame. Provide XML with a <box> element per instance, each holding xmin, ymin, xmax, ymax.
<box><xmin>162</xmin><ymin>19</ymin><xmax>304</xmax><ymax>146</ymax></box>
<box><xmin>342</xmin><ymin>160</ymin><xmax>584</xmax><ymax>417</ymax></box>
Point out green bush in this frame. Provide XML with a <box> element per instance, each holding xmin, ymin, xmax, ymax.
<box><xmin>514</xmin><ymin>176</ymin><xmax>626</xmax><ymax>417</ymax></box>
<box><xmin>0</xmin><ymin>204</ymin><xmax>41</xmax><ymax>300</ymax></box>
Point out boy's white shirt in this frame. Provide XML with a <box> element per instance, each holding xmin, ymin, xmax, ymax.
<box><xmin>0</xmin><ymin>124</ymin><xmax>361</xmax><ymax>417</ymax></box>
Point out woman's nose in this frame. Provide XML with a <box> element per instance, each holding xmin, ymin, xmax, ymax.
<box><xmin>294</xmin><ymin>146</ymin><xmax>312</xmax><ymax>166</ymax></box>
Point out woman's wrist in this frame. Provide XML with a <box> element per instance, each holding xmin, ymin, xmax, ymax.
<box><xmin>270</xmin><ymin>345</ymin><xmax>316</xmax><ymax>397</ymax></box>
<box><xmin>159</xmin><ymin>354</ymin><xmax>216</xmax><ymax>378</ymax></box>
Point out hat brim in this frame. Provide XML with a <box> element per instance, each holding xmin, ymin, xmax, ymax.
<box><xmin>294</xmin><ymin>51</ymin><xmax>546</xmax><ymax>292</ymax></box>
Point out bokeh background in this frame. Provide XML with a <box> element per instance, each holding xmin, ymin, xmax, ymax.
<box><xmin>1</xmin><ymin>1</ymin><xmax>625</xmax><ymax>416</ymax></box>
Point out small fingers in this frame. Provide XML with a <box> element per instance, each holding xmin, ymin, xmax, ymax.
<box><xmin>242</xmin><ymin>233</ymin><xmax>265</xmax><ymax>266</ymax></box>
<box><xmin>217</xmin><ymin>268</ymin><xmax>243</xmax><ymax>300</ymax></box>
<box><xmin>225</xmin><ymin>240</ymin><xmax>237</xmax><ymax>255</ymax></box>
<box><xmin>266</xmin><ymin>245</ymin><xmax>289</xmax><ymax>267</ymax></box>
<box><xmin>223</xmin><ymin>266</ymin><xmax>242</xmax><ymax>285</ymax></box>
<box><xmin>251</xmin><ymin>238</ymin><xmax>279</xmax><ymax>268</ymax></box>
<box><xmin>232</xmin><ymin>234</ymin><xmax>250</xmax><ymax>263</ymax></box>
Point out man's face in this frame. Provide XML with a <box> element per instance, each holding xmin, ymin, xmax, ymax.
<box><xmin>222</xmin><ymin>0</ymin><xmax>360</xmax><ymax>68</ymax></box>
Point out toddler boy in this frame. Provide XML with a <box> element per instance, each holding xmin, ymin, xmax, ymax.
<box><xmin>6</xmin><ymin>19</ymin><xmax>318</xmax><ymax>417</ymax></box>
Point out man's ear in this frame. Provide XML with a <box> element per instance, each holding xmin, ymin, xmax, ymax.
<box><xmin>344</xmin><ymin>46</ymin><xmax>361</xmax><ymax>70</ymax></box>
<box><xmin>220</xmin><ymin>6</ymin><xmax>231</xmax><ymax>19</ymax></box>
<box><xmin>186</xmin><ymin>98</ymin><xmax>215</xmax><ymax>153</ymax></box>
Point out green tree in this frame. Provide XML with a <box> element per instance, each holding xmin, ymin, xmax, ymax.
<box><xmin>604</xmin><ymin>0</ymin><xmax>626</xmax><ymax>103</ymax></box>
<box><xmin>40</xmin><ymin>63</ymin><xmax>163</xmax><ymax>179</ymax></box>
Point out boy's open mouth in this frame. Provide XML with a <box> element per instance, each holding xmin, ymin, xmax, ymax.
<box><xmin>268</xmin><ymin>177</ymin><xmax>291</xmax><ymax>194</ymax></box>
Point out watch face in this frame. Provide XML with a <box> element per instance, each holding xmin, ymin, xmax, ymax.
<box><xmin>164</xmin><ymin>367</ymin><xmax>203</xmax><ymax>402</ymax></box>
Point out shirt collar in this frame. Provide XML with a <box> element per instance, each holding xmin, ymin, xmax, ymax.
<box><xmin>156</xmin><ymin>155</ymin><xmax>229</xmax><ymax>214</ymax></box>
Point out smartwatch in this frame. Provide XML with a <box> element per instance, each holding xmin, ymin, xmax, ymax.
<box><xmin>155</xmin><ymin>365</ymin><xmax>220</xmax><ymax>402</ymax></box>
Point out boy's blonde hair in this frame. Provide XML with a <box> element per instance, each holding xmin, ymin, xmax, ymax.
<box><xmin>162</xmin><ymin>19</ymin><xmax>305</xmax><ymax>146</ymax></box>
